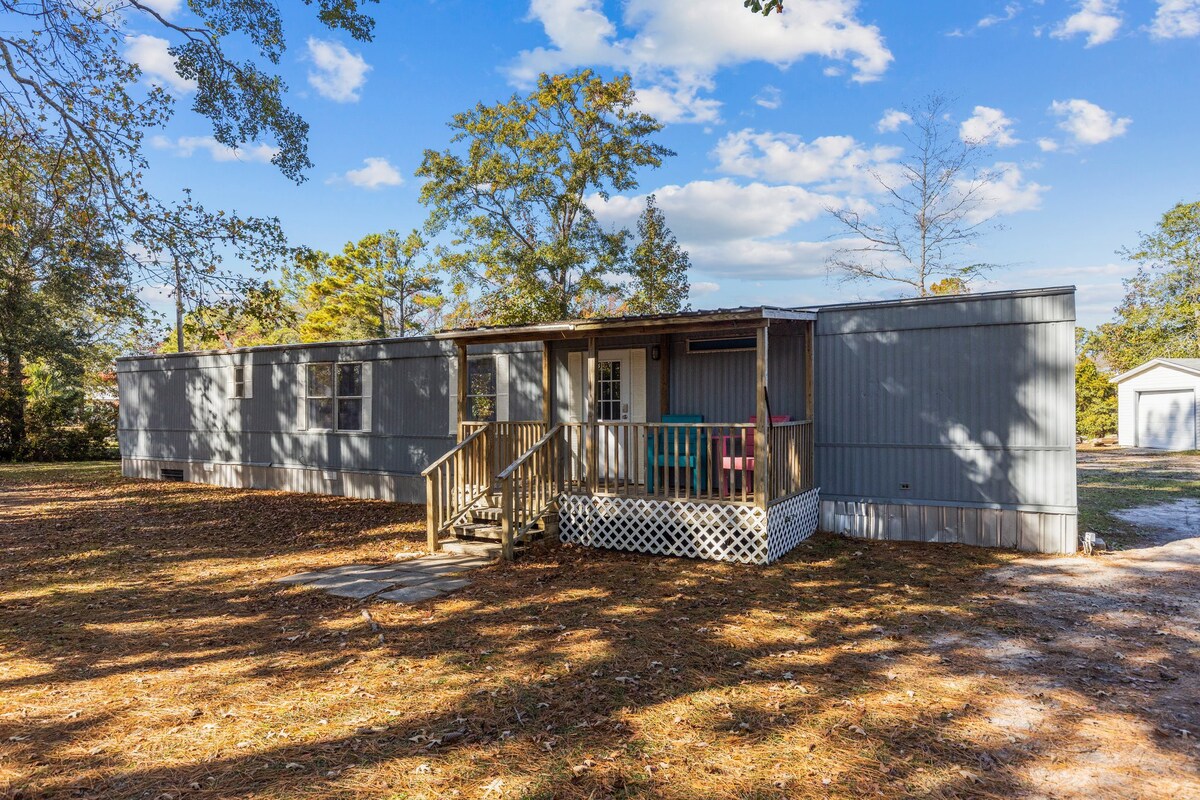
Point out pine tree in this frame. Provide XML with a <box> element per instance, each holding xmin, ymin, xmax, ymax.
<box><xmin>626</xmin><ymin>195</ymin><xmax>691</xmax><ymax>315</ymax></box>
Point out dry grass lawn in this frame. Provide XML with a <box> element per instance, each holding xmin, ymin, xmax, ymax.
<box><xmin>1</xmin><ymin>460</ymin><xmax>1198</xmax><ymax>799</ymax></box>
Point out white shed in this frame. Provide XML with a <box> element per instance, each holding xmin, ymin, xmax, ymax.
<box><xmin>1112</xmin><ymin>358</ymin><xmax>1200</xmax><ymax>450</ymax></box>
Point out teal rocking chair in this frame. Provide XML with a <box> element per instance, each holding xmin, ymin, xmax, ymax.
<box><xmin>646</xmin><ymin>414</ymin><xmax>709</xmax><ymax>495</ymax></box>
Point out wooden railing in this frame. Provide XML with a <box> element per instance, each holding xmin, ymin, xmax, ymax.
<box><xmin>459</xmin><ymin>420</ymin><xmax>548</xmax><ymax>474</ymax></box>
<box><xmin>557</xmin><ymin>422</ymin><xmax>758</xmax><ymax>504</ymax></box>
<box><xmin>422</xmin><ymin>426</ymin><xmax>492</xmax><ymax>551</ymax></box>
<box><xmin>767</xmin><ymin>420</ymin><xmax>814</xmax><ymax>504</ymax></box>
<box><xmin>496</xmin><ymin>425</ymin><xmax>575</xmax><ymax>560</ymax></box>
<box><xmin>427</xmin><ymin>418</ymin><xmax>815</xmax><ymax>555</ymax></box>
<box><xmin>557</xmin><ymin>420</ymin><xmax>814</xmax><ymax>507</ymax></box>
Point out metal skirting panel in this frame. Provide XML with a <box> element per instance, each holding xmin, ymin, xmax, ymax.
<box><xmin>820</xmin><ymin>499</ymin><xmax>1078</xmax><ymax>555</ymax></box>
<box><xmin>558</xmin><ymin>493</ymin><xmax>769</xmax><ymax>564</ymax></box>
<box><xmin>766</xmin><ymin>488</ymin><xmax>821</xmax><ymax>562</ymax></box>
<box><xmin>121</xmin><ymin>457</ymin><xmax>425</xmax><ymax>504</ymax></box>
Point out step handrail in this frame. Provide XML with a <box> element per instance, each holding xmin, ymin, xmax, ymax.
<box><xmin>497</xmin><ymin>424</ymin><xmax>567</xmax><ymax>560</ymax></box>
<box><xmin>496</xmin><ymin>424</ymin><xmax>563</xmax><ymax>480</ymax></box>
<box><xmin>422</xmin><ymin>425</ymin><xmax>487</xmax><ymax>477</ymax></box>
<box><xmin>424</xmin><ymin>425</ymin><xmax>494</xmax><ymax>552</ymax></box>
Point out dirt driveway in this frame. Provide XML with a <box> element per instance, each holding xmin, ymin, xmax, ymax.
<box><xmin>979</xmin><ymin>447</ymin><xmax>1200</xmax><ymax>797</ymax></box>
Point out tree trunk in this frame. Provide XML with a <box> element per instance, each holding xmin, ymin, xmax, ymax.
<box><xmin>0</xmin><ymin>349</ymin><xmax>26</xmax><ymax>460</ymax></box>
<box><xmin>174</xmin><ymin>256</ymin><xmax>185</xmax><ymax>353</ymax></box>
<box><xmin>398</xmin><ymin>277</ymin><xmax>407</xmax><ymax>337</ymax></box>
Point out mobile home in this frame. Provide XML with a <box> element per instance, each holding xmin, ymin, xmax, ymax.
<box><xmin>118</xmin><ymin>286</ymin><xmax>1079</xmax><ymax>561</ymax></box>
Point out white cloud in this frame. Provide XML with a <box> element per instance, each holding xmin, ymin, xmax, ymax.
<box><xmin>151</xmin><ymin>135</ymin><xmax>279</xmax><ymax>163</ymax></box>
<box><xmin>591</xmin><ymin>179</ymin><xmax>851</xmax><ymax>244</ymax></box>
<box><xmin>959</xmin><ymin>105</ymin><xmax>1019</xmax><ymax>146</ymax></box>
<box><xmin>690</xmin><ymin>281</ymin><xmax>721</xmax><ymax>295</ymax></box>
<box><xmin>1050</xmin><ymin>98</ymin><xmax>1131</xmax><ymax>145</ymax></box>
<box><xmin>589</xmin><ymin>178</ymin><xmax>873</xmax><ymax>279</ymax></box>
<box><xmin>712</xmin><ymin>129</ymin><xmax>901</xmax><ymax>192</ymax></box>
<box><xmin>306</xmin><ymin>37</ymin><xmax>371</xmax><ymax>102</ymax></box>
<box><xmin>137</xmin><ymin>0</ymin><xmax>183</xmax><ymax>16</ymax></box>
<box><xmin>965</xmin><ymin>163</ymin><xmax>1048</xmax><ymax>222</ymax></box>
<box><xmin>331</xmin><ymin>157</ymin><xmax>404</xmax><ymax>189</ymax></box>
<box><xmin>632</xmin><ymin>75</ymin><xmax>722</xmax><ymax>124</ymax></box>
<box><xmin>124</xmin><ymin>34</ymin><xmax>195</xmax><ymax>93</ymax></box>
<box><xmin>510</xmin><ymin>0</ymin><xmax>893</xmax><ymax>124</ymax></box>
<box><xmin>753</xmin><ymin>85</ymin><xmax>783</xmax><ymax>110</ymax></box>
<box><xmin>978</xmin><ymin>3</ymin><xmax>1022</xmax><ymax>28</ymax></box>
<box><xmin>876</xmin><ymin>108</ymin><xmax>912</xmax><ymax>133</ymax></box>
<box><xmin>1037</xmin><ymin>137</ymin><xmax>1060</xmax><ymax>152</ymax></box>
<box><xmin>1151</xmin><ymin>1</ymin><xmax>1200</xmax><ymax>38</ymax></box>
<box><xmin>1052</xmin><ymin>0</ymin><xmax>1123</xmax><ymax>46</ymax></box>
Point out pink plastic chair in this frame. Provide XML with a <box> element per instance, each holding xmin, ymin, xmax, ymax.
<box><xmin>719</xmin><ymin>415</ymin><xmax>791</xmax><ymax>495</ymax></box>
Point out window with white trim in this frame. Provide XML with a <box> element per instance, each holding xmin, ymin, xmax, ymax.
<box><xmin>232</xmin><ymin>365</ymin><xmax>247</xmax><ymax>399</ymax></box>
<box><xmin>305</xmin><ymin>362</ymin><xmax>364</xmax><ymax>431</ymax></box>
<box><xmin>466</xmin><ymin>356</ymin><xmax>496</xmax><ymax>422</ymax></box>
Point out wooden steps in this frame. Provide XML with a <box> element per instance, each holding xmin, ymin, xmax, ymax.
<box><xmin>438</xmin><ymin>538</ymin><xmax>503</xmax><ymax>558</ymax></box>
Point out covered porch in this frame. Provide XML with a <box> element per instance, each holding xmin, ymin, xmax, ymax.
<box><xmin>424</xmin><ymin>308</ymin><xmax>821</xmax><ymax>564</ymax></box>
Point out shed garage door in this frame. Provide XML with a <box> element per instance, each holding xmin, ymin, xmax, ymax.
<box><xmin>1137</xmin><ymin>390</ymin><xmax>1197</xmax><ymax>450</ymax></box>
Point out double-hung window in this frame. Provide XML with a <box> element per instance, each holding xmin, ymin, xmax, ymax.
<box><xmin>306</xmin><ymin>362</ymin><xmax>364</xmax><ymax>431</ymax></box>
<box><xmin>232</xmin><ymin>365</ymin><xmax>247</xmax><ymax>399</ymax></box>
<box><xmin>466</xmin><ymin>356</ymin><xmax>497</xmax><ymax>422</ymax></box>
<box><xmin>230</xmin><ymin>363</ymin><xmax>253</xmax><ymax>399</ymax></box>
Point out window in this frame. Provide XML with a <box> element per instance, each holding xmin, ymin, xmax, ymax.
<box><xmin>232</xmin><ymin>365</ymin><xmax>247</xmax><ymax>399</ymax></box>
<box><xmin>466</xmin><ymin>356</ymin><xmax>496</xmax><ymax>421</ymax></box>
<box><xmin>305</xmin><ymin>362</ymin><xmax>364</xmax><ymax>431</ymax></box>
<box><xmin>596</xmin><ymin>359</ymin><xmax>622</xmax><ymax>421</ymax></box>
<box><xmin>686</xmin><ymin>336</ymin><xmax>756</xmax><ymax>354</ymax></box>
<box><xmin>336</xmin><ymin>363</ymin><xmax>363</xmax><ymax>431</ymax></box>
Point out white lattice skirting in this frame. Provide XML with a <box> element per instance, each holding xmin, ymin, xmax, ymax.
<box><xmin>766</xmin><ymin>488</ymin><xmax>821</xmax><ymax>562</ymax></box>
<box><xmin>558</xmin><ymin>488</ymin><xmax>820</xmax><ymax>565</ymax></box>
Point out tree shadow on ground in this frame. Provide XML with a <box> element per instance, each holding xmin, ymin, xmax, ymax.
<box><xmin>2</xmin><ymin>466</ymin><xmax>1198</xmax><ymax>799</ymax></box>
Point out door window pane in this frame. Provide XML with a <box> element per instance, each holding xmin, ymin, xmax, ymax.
<box><xmin>597</xmin><ymin>360</ymin><xmax>622</xmax><ymax>421</ymax></box>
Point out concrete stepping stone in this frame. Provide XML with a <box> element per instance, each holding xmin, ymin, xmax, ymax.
<box><xmin>324</xmin><ymin>579</ymin><xmax>397</xmax><ymax>599</ymax></box>
<box><xmin>277</xmin><ymin>553</ymin><xmax>490</xmax><ymax>601</ymax></box>
<box><xmin>323</xmin><ymin>564</ymin><xmax>391</xmax><ymax>576</ymax></box>
<box><xmin>378</xmin><ymin>577</ymin><xmax>472</xmax><ymax>604</ymax></box>
<box><xmin>275</xmin><ymin>571</ymin><xmax>327</xmax><ymax>585</ymax></box>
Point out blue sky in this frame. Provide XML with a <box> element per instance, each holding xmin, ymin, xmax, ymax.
<box><xmin>132</xmin><ymin>1</ymin><xmax>1200</xmax><ymax>329</ymax></box>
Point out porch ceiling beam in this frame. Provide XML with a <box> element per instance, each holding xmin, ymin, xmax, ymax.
<box><xmin>436</xmin><ymin>311</ymin><xmax>814</xmax><ymax>345</ymax></box>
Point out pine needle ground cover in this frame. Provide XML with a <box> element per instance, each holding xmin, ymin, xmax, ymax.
<box><xmin>1</xmin><ymin>459</ymin><xmax>1197</xmax><ymax>799</ymax></box>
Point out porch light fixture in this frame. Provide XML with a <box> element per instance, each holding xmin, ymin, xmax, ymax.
<box><xmin>650</xmin><ymin>344</ymin><xmax>661</xmax><ymax>361</ymax></box>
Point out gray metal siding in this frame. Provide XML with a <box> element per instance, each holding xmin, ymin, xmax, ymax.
<box><xmin>815</xmin><ymin>290</ymin><xmax>1076</xmax><ymax>513</ymax></box>
<box><xmin>117</xmin><ymin>338</ymin><xmax>544</xmax><ymax>481</ymax></box>
<box><xmin>668</xmin><ymin>328</ymin><xmax>808</xmax><ymax>422</ymax></box>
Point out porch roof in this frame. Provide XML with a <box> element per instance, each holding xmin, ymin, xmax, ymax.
<box><xmin>436</xmin><ymin>306</ymin><xmax>816</xmax><ymax>345</ymax></box>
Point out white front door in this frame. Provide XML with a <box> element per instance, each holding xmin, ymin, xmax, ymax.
<box><xmin>567</xmin><ymin>349</ymin><xmax>647</xmax><ymax>481</ymax></box>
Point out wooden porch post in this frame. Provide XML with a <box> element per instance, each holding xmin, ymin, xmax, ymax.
<box><xmin>658</xmin><ymin>333</ymin><xmax>670</xmax><ymax>416</ymax></box>
<box><xmin>542</xmin><ymin>342</ymin><xmax>553</xmax><ymax>427</ymax></box>
<box><xmin>755</xmin><ymin>324</ymin><xmax>770</xmax><ymax>508</ymax></box>
<box><xmin>804</xmin><ymin>319</ymin><xmax>815</xmax><ymax>490</ymax></box>
<box><xmin>585</xmin><ymin>336</ymin><xmax>597</xmax><ymax>492</ymax></box>
<box><xmin>456</xmin><ymin>341</ymin><xmax>468</xmax><ymax>441</ymax></box>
